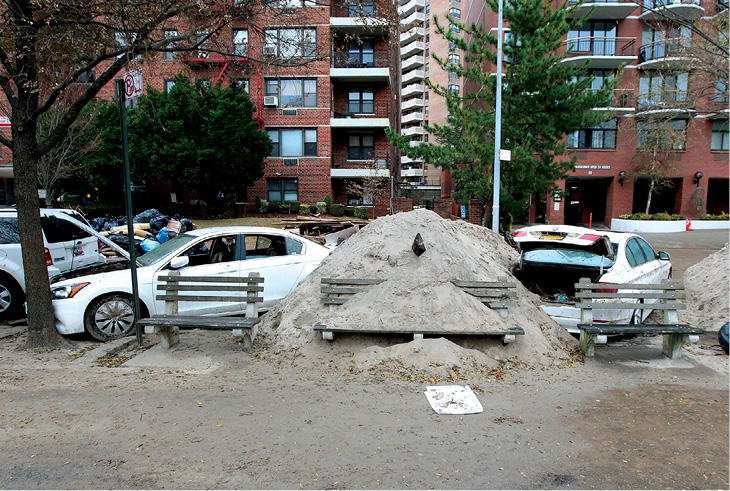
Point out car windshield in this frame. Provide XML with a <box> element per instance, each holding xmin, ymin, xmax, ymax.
<box><xmin>522</xmin><ymin>248</ymin><xmax>615</xmax><ymax>268</ymax></box>
<box><xmin>137</xmin><ymin>233</ymin><xmax>198</xmax><ymax>267</ymax></box>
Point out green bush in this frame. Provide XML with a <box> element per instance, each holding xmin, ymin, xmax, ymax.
<box><xmin>670</xmin><ymin>214</ymin><xmax>685</xmax><ymax>221</ymax></box>
<box><xmin>330</xmin><ymin>203</ymin><xmax>345</xmax><ymax>217</ymax></box>
<box><xmin>652</xmin><ymin>212</ymin><xmax>672</xmax><ymax>221</ymax></box>
<box><xmin>79</xmin><ymin>202</ymin><xmax>126</xmax><ymax>218</ymax></box>
<box><xmin>316</xmin><ymin>201</ymin><xmax>327</xmax><ymax>214</ymax></box>
<box><xmin>343</xmin><ymin>207</ymin><xmax>355</xmax><ymax>217</ymax></box>
<box><xmin>323</xmin><ymin>194</ymin><xmax>332</xmax><ymax>211</ymax></box>
<box><xmin>299</xmin><ymin>204</ymin><xmax>310</xmax><ymax>215</ymax></box>
<box><xmin>289</xmin><ymin>201</ymin><xmax>300</xmax><ymax>214</ymax></box>
<box><xmin>354</xmin><ymin>206</ymin><xmax>368</xmax><ymax>219</ymax></box>
<box><xmin>255</xmin><ymin>196</ymin><xmax>268</xmax><ymax>213</ymax></box>
<box><xmin>619</xmin><ymin>212</ymin><xmax>687</xmax><ymax>221</ymax></box>
<box><xmin>700</xmin><ymin>212</ymin><xmax>729</xmax><ymax>220</ymax></box>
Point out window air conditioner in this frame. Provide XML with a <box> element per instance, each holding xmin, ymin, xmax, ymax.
<box><xmin>282</xmin><ymin>108</ymin><xmax>298</xmax><ymax>116</ymax></box>
<box><xmin>264</xmin><ymin>96</ymin><xmax>278</xmax><ymax>107</ymax></box>
<box><xmin>283</xmin><ymin>158</ymin><xmax>299</xmax><ymax>166</ymax></box>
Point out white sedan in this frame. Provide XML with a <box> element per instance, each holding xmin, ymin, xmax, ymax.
<box><xmin>51</xmin><ymin>226</ymin><xmax>330</xmax><ymax>341</ymax></box>
<box><xmin>511</xmin><ymin>225</ymin><xmax>672</xmax><ymax>333</ymax></box>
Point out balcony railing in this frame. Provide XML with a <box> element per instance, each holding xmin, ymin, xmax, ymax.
<box><xmin>639</xmin><ymin>38</ymin><xmax>690</xmax><ymax>63</ymax></box>
<box><xmin>331</xmin><ymin>100</ymin><xmax>391</xmax><ymax>119</ymax></box>
<box><xmin>636</xmin><ymin>90</ymin><xmax>693</xmax><ymax>110</ymax></box>
<box><xmin>331</xmin><ymin>4</ymin><xmax>380</xmax><ymax>17</ymax></box>
<box><xmin>643</xmin><ymin>0</ymin><xmax>702</xmax><ymax>9</ymax></box>
<box><xmin>610</xmin><ymin>88</ymin><xmax>634</xmax><ymax>108</ymax></box>
<box><xmin>332</xmin><ymin>153</ymin><xmax>390</xmax><ymax>168</ymax></box>
<box><xmin>332</xmin><ymin>52</ymin><xmax>390</xmax><ymax>68</ymax></box>
<box><xmin>564</xmin><ymin>36</ymin><xmax>636</xmax><ymax>57</ymax></box>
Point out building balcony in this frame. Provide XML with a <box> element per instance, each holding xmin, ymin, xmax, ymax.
<box><xmin>560</xmin><ymin>37</ymin><xmax>637</xmax><ymax>69</ymax></box>
<box><xmin>330</xmin><ymin>5</ymin><xmax>390</xmax><ymax>34</ymax></box>
<box><xmin>331</xmin><ymin>154</ymin><xmax>391</xmax><ymax>178</ymax></box>
<box><xmin>636</xmin><ymin>91</ymin><xmax>696</xmax><ymax>118</ymax></box>
<box><xmin>638</xmin><ymin>39</ymin><xmax>692</xmax><ymax>69</ymax></box>
<box><xmin>402</xmin><ymin>83</ymin><xmax>425</xmax><ymax>98</ymax></box>
<box><xmin>330</xmin><ymin>100</ymin><xmax>391</xmax><ymax>129</ymax></box>
<box><xmin>401</xmin><ymin>40</ymin><xmax>425</xmax><ymax>58</ymax></box>
<box><xmin>599</xmin><ymin>88</ymin><xmax>635</xmax><ymax>112</ymax></box>
<box><xmin>401</xmin><ymin>11</ymin><xmax>426</xmax><ymax>28</ymax></box>
<box><xmin>567</xmin><ymin>0</ymin><xmax>638</xmax><ymax>18</ymax></box>
<box><xmin>640</xmin><ymin>0</ymin><xmax>705</xmax><ymax>21</ymax></box>
<box><xmin>398</xmin><ymin>0</ymin><xmax>425</xmax><ymax>18</ymax></box>
<box><xmin>401</xmin><ymin>155</ymin><xmax>424</xmax><ymax>164</ymax></box>
<box><xmin>400</xmin><ymin>26</ymin><xmax>425</xmax><ymax>45</ymax></box>
<box><xmin>401</xmin><ymin>111</ymin><xmax>424</xmax><ymax>124</ymax></box>
<box><xmin>402</xmin><ymin>125</ymin><xmax>425</xmax><ymax>137</ymax></box>
<box><xmin>401</xmin><ymin>167</ymin><xmax>425</xmax><ymax>177</ymax></box>
<box><xmin>330</xmin><ymin>53</ymin><xmax>390</xmax><ymax>82</ymax></box>
<box><xmin>401</xmin><ymin>97</ymin><xmax>424</xmax><ymax>111</ymax></box>
<box><xmin>409</xmin><ymin>139</ymin><xmax>426</xmax><ymax>146</ymax></box>
<box><xmin>402</xmin><ymin>69</ymin><xmax>425</xmax><ymax>85</ymax></box>
<box><xmin>402</xmin><ymin>54</ymin><xmax>425</xmax><ymax>71</ymax></box>
<box><xmin>712</xmin><ymin>0</ymin><xmax>728</xmax><ymax>17</ymax></box>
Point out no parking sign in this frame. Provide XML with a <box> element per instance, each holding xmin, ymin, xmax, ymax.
<box><xmin>123</xmin><ymin>71</ymin><xmax>143</xmax><ymax>100</ymax></box>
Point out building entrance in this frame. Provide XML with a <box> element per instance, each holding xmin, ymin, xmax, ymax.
<box><xmin>564</xmin><ymin>177</ymin><xmax>611</xmax><ymax>226</ymax></box>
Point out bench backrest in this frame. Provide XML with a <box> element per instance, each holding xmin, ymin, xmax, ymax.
<box><xmin>452</xmin><ymin>276</ymin><xmax>517</xmax><ymax>319</ymax></box>
<box><xmin>156</xmin><ymin>271</ymin><xmax>264</xmax><ymax>317</ymax></box>
<box><xmin>320</xmin><ymin>278</ymin><xmax>384</xmax><ymax>309</ymax></box>
<box><xmin>574</xmin><ymin>278</ymin><xmax>684</xmax><ymax>324</ymax></box>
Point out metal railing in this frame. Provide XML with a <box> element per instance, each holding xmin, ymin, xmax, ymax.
<box><xmin>639</xmin><ymin>38</ymin><xmax>690</xmax><ymax>63</ymax></box>
<box><xmin>564</xmin><ymin>36</ymin><xmax>636</xmax><ymax>57</ymax></box>
<box><xmin>636</xmin><ymin>90</ymin><xmax>693</xmax><ymax>110</ymax></box>
<box><xmin>643</xmin><ymin>0</ymin><xmax>702</xmax><ymax>9</ymax></box>
<box><xmin>331</xmin><ymin>52</ymin><xmax>390</xmax><ymax>69</ymax></box>
<box><xmin>331</xmin><ymin>153</ymin><xmax>390</xmax><ymax>168</ymax></box>
<box><xmin>331</xmin><ymin>100</ymin><xmax>391</xmax><ymax>119</ymax></box>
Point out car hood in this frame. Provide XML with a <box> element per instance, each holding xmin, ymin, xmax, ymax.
<box><xmin>52</xmin><ymin>212</ymin><xmax>133</xmax><ymax>262</ymax></box>
<box><xmin>51</xmin><ymin>265</ymin><xmax>137</xmax><ymax>289</ymax></box>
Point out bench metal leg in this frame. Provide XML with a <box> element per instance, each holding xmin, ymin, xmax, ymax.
<box><xmin>413</xmin><ymin>333</ymin><xmax>424</xmax><ymax>340</ymax></box>
<box><xmin>579</xmin><ymin>330</ymin><xmax>597</xmax><ymax>357</ymax></box>
<box><xmin>145</xmin><ymin>325</ymin><xmax>180</xmax><ymax>349</ymax></box>
<box><xmin>321</xmin><ymin>331</ymin><xmax>334</xmax><ymax>341</ymax></box>
<box><xmin>502</xmin><ymin>334</ymin><xmax>516</xmax><ymax>344</ymax></box>
<box><xmin>662</xmin><ymin>333</ymin><xmax>688</xmax><ymax>359</ymax></box>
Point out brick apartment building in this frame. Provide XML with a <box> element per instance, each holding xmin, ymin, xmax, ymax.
<box><xmin>425</xmin><ymin>0</ymin><xmax>729</xmax><ymax>225</ymax></box>
<box><xmin>0</xmin><ymin>1</ymin><xmax>402</xmax><ymax>215</ymax></box>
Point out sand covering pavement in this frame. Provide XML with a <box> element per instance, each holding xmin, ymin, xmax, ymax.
<box><xmin>256</xmin><ymin>209</ymin><xmax>577</xmax><ymax>371</ymax></box>
<box><xmin>680</xmin><ymin>242</ymin><xmax>729</xmax><ymax>332</ymax></box>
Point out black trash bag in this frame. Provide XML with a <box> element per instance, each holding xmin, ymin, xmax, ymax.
<box><xmin>102</xmin><ymin>219</ymin><xmax>119</xmax><ymax>231</ymax></box>
<box><xmin>90</xmin><ymin>217</ymin><xmax>108</xmax><ymax>232</ymax></box>
<box><xmin>180</xmin><ymin>218</ymin><xmax>194</xmax><ymax>233</ymax></box>
<box><xmin>133</xmin><ymin>208</ymin><xmax>161</xmax><ymax>223</ymax></box>
<box><xmin>167</xmin><ymin>230</ymin><xmax>178</xmax><ymax>241</ymax></box>
<box><xmin>720</xmin><ymin>323</ymin><xmax>729</xmax><ymax>355</ymax></box>
<box><xmin>149</xmin><ymin>215</ymin><xmax>169</xmax><ymax>232</ymax></box>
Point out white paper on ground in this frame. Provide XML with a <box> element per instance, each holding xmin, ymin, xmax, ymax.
<box><xmin>424</xmin><ymin>385</ymin><xmax>483</xmax><ymax>415</ymax></box>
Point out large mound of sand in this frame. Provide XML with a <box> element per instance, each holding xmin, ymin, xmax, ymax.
<box><xmin>680</xmin><ymin>243</ymin><xmax>729</xmax><ymax>332</ymax></box>
<box><xmin>257</xmin><ymin>209</ymin><xmax>576</xmax><ymax>370</ymax></box>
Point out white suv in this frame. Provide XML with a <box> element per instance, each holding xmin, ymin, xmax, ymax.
<box><xmin>0</xmin><ymin>207</ymin><xmax>106</xmax><ymax>319</ymax></box>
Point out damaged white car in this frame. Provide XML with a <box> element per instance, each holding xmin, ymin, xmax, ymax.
<box><xmin>511</xmin><ymin>225</ymin><xmax>672</xmax><ymax>333</ymax></box>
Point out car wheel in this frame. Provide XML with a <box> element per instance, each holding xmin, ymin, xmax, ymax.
<box><xmin>84</xmin><ymin>293</ymin><xmax>135</xmax><ymax>341</ymax></box>
<box><xmin>0</xmin><ymin>275</ymin><xmax>25</xmax><ymax>320</ymax></box>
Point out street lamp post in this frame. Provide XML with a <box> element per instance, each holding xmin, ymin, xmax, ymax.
<box><xmin>491</xmin><ymin>0</ymin><xmax>504</xmax><ymax>232</ymax></box>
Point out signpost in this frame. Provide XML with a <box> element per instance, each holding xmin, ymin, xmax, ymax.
<box><xmin>115</xmin><ymin>75</ymin><xmax>144</xmax><ymax>345</ymax></box>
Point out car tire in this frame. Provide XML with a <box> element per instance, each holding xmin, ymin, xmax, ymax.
<box><xmin>0</xmin><ymin>274</ymin><xmax>25</xmax><ymax>320</ymax></box>
<box><xmin>84</xmin><ymin>293</ymin><xmax>135</xmax><ymax>341</ymax></box>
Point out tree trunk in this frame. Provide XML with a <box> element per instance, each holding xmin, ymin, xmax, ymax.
<box><xmin>644</xmin><ymin>177</ymin><xmax>655</xmax><ymax>215</ymax></box>
<box><xmin>14</xmin><ymin>129</ymin><xmax>67</xmax><ymax>348</ymax></box>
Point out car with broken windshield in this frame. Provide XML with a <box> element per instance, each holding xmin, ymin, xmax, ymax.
<box><xmin>511</xmin><ymin>225</ymin><xmax>672</xmax><ymax>333</ymax></box>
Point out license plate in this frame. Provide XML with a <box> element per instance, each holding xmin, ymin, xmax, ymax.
<box><xmin>73</xmin><ymin>246</ymin><xmax>84</xmax><ymax>256</ymax></box>
<box><xmin>540</xmin><ymin>235</ymin><xmax>565</xmax><ymax>240</ymax></box>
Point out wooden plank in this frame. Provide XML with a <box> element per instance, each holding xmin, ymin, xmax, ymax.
<box><xmin>574</xmin><ymin>282</ymin><xmax>683</xmax><ymax>291</ymax></box>
<box><xmin>138</xmin><ymin>315</ymin><xmax>260</xmax><ymax>329</ymax></box>
<box><xmin>322</xmin><ymin>298</ymin><xmax>349</xmax><ymax>305</ymax></box>
<box><xmin>312</xmin><ymin>324</ymin><xmax>525</xmax><ymax>336</ymax></box>
<box><xmin>155</xmin><ymin>294</ymin><xmax>263</xmax><ymax>303</ymax></box>
<box><xmin>158</xmin><ymin>274</ymin><xmax>264</xmax><ymax>283</ymax></box>
<box><xmin>575</xmin><ymin>291</ymin><xmax>685</xmax><ymax>299</ymax></box>
<box><xmin>575</xmin><ymin>302</ymin><xmax>686</xmax><ymax>310</ymax></box>
<box><xmin>577</xmin><ymin>323</ymin><xmax>705</xmax><ymax>335</ymax></box>
<box><xmin>157</xmin><ymin>284</ymin><xmax>264</xmax><ymax>293</ymax></box>
<box><xmin>464</xmin><ymin>291</ymin><xmax>514</xmax><ymax>298</ymax></box>
<box><xmin>321</xmin><ymin>278</ymin><xmax>384</xmax><ymax>286</ymax></box>
<box><xmin>481</xmin><ymin>301</ymin><xmax>513</xmax><ymax>309</ymax></box>
<box><xmin>320</xmin><ymin>286</ymin><xmax>367</xmax><ymax>295</ymax></box>
<box><xmin>452</xmin><ymin>280</ymin><xmax>517</xmax><ymax>289</ymax></box>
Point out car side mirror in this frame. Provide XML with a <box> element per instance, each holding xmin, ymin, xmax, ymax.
<box><xmin>658</xmin><ymin>251</ymin><xmax>670</xmax><ymax>261</ymax></box>
<box><xmin>169</xmin><ymin>256</ymin><xmax>190</xmax><ymax>269</ymax></box>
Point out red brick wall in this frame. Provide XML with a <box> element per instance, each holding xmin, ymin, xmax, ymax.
<box><xmin>468</xmin><ymin>200</ymin><xmax>483</xmax><ymax>225</ymax></box>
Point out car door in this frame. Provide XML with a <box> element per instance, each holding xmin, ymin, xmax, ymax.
<box><xmin>241</xmin><ymin>233</ymin><xmax>307</xmax><ymax>308</ymax></box>
<box><xmin>40</xmin><ymin>214</ymin><xmax>103</xmax><ymax>273</ymax></box>
<box><xmin>623</xmin><ymin>237</ymin><xmax>666</xmax><ymax>320</ymax></box>
<box><xmin>151</xmin><ymin>233</ymin><xmax>243</xmax><ymax>316</ymax></box>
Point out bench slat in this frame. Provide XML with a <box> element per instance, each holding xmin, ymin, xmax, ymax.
<box><xmin>157</xmin><ymin>284</ymin><xmax>264</xmax><ymax>293</ymax></box>
<box><xmin>463</xmin><ymin>291</ymin><xmax>514</xmax><ymax>299</ymax></box>
<box><xmin>452</xmin><ymin>280</ymin><xmax>517</xmax><ymax>289</ymax></box>
<box><xmin>158</xmin><ymin>275</ymin><xmax>264</xmax><ymax>284</ymax></box>
<box><xmin>320</xmin><ymin>286</ymin><xmax>367</xmax><ymax>295</ymax></box>
<box><xmin>313</xmin><ymin>324</ymin><xmax>525</xmax><ymax>336</ymax></box>
<box><xmin>575</xmin><ymin>291</ymin><xmax>685</xmax><ymax>299</ymax></box>
<box><xmin>575</xmin><ymin>282</ymin><xmax>683</xmax><ymax>291</ymax></box>
<box><xmin>578</xmin><ymin>323</ymin><xmax>705</xmax><ymax>335</ymax></box>
<box><xmin>576</xmin><ymin>302</ymin><xmax>686</xmax><ymax>310</ymax></box>
<box><xmin>138</xmin><ymin>315</ymin><xmax>260</xmax><ymax>329</ymax></box>
<box><xmin>321</xmin><ymin>278</ymin><xmax>384</xmax><ymax>286</ymax></box>
<box><xmin>322</xmin><ymin>298</ymin><xmax>349</xmax><ymax>305</ymax></box>
<box><xmin>156</xmin><ymin>294</ymin><xmax>263</xmax><ymax>303</ymax></box>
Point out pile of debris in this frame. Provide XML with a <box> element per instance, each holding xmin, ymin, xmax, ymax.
<box><xmin>89</xmin><ymin>209</ymin><xmax>195</xmax><ymax>255</ymax></box>
<box><xmin>680</xmin><ymin>243</ymin><xmax>729</xmax><ymax>332</ymax></box>
<box><xmin>272</xmin><ymin>216</ymin><xmax>369</xmax><ymax>246</ymax></box>
<box><xmin>258</xmin><ymin>209</ymin><xmax>576</xmax><ymax>373</ymax></box>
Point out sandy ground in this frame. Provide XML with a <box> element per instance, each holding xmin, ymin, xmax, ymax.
<box><xmin>0</xmin><ymin>326</ymin><xmax>727</xmax><ymax>490</ymax></box>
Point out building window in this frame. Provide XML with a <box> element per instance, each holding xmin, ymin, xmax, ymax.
<box><xmin>235</xmin><ymin>78</ymin><xmax>249</xmax><ymax>92</ymax></box>
<box><xmin>346</xmin><ymin>0</ymin><xmax>375</xmax><ymax>16</ymax></box>
<box><xmin>638</xmin><ymin>72</ymin><xmax>688</xmax><ymax>107</ymax></box>
<box><xmin>76</xmin><ymin>68</ymin><xmax>95</xmax><ymax>84</ymax></box>
<box><xmin>347</xmin><ymin>39</ymin><xmax>375</xmax><ymax>66</ymax></box>
<box><xmin>712</xmin><ymin>120</ymin><xmax>729</xmax><ymax>151</ymax></box>
<box><xmin>448</xmin><ymin>70</ymin><xmax>458</xmax><ymax>80</ymax></box>
<box><xmin>567</xmin><ymin>119</ymin><xmax>617</xmax><ymax>149</ymax></box>
<box><xmin>164</xmin><ymin>79</ymin><xmax>176</xmax><ymax>92</ymax></box>
<box><xmin>448</xmin><ymin>84</ymin><xmax>460</xmax><ymax>95</ymax></box>
<box><xmin>265</xmin><ymin>78</ymin><xmax>317</xmax><ymax>107</ymax></box>
<box><xmin>449</xmin><ymin>7</ymin><xmax>461</xmax><ymax>18</ymax></box>
<box><xmin>267</xmin><ymin>128</ymin><xmax>318</xmax><ymax>157</ymax></box>
<box><xmin>264</xmin><ymin>28</ymin><xmax>316</xmax><ymax>58</ymax></box>
<box><xmin>348</xmin><ymin>88</ymin><xmax>374</xmax><ymax>113</ymax></box>
<box><xmin>450</xmin><ymin>24</ymin><xmax>460</xmax><ymax>33</ymax></box>
<box><xmin>426</xmin><ymin>5</ymin><xmax>430</xmax><ymax>14</ymax></box>
<box><xmin>640</xmin><ymin>24</ymin><xmax>691</xmax><ymax>62</ymax></box>
<box><xmin>424</xmin><ymin>105</ymin><xmax>429</xmax><ymax>116</ymax></box>
<box><xmin>637</xmin><ymin>120</ymin><xmax>686</xmax><ymax>150</ymax></box>
<box><xmin>567</xmin><ymin>21</ymin><xmax>617</xmax><ymax>55</ymax></box>
<box><xmin>348</xmin><ymin>134</ymin><xmax>375</xmax><ymax>160</ymax></box>
<box><xmin>163</xmin><ymin>30</ymin><xmax>178</xmax><ymax>60</ymax></box>
<box><xmin>233</xmin><ymin>29</ymin><xmax>248</xmax><ymax>56</ymax></box>
<box><xmin>267</xmin><ymin>178</ymin><xmax>298</xmax><ymax>202</ymax></box>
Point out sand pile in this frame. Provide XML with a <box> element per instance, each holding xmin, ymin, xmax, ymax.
<box><xmin>258</xmin><ymin>209</ymin><xmax>575</xmax><ymax>371</ymax></box>
<box><xmin>680</xmin><ymin>243</ymin><xmax>729</xmax><ymax>332</ymax></box>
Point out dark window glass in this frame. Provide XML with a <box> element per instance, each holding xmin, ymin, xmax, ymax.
<box><xmin>0</xmin><ymin>218</ymin><xmax>20</xmax><ymax>244</ymax></box>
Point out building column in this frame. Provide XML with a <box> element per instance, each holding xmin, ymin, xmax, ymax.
<box><xmin>545</xmin><ymin>180</ymin><xmax>566</xmax><ymax>225</ymax></box>
<box><xmin>606</xmin><ymin>177</ymin><xmax>634</xmax><ymax>227</ymax></box>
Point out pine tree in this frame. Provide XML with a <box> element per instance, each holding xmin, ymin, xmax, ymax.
<box><xmin>389</xmin><ymin>0</ymin><xmax>619</xmax><ymax>224</ymax></box>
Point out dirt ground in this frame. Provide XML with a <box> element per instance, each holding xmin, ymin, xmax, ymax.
<box><xmin>0</xmin><ymin>326</ymin><xmax>727</xmax><ymax>490</ymax></box>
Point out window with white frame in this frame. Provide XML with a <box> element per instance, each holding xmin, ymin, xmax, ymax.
<box><xmin>164</xmin><ymin>79</ymin><xmax>176</xmax><ymax>92</ymax></box>
<box><xmin>233</xmin><ymin>29</ymin><xmax>248</xmax><ymax>56</ymax></box>
<box><xmin>450</xmin><ymin>23</ymin><xmax>460</xmax><ymax>33</ymax></box>
<box><xmin>448</xmin><ymin>53</ymin><xmax>460</xmax><ymax>66</ymax></box>
<box><xmin>267</xmin><ymin>178</ymin><xmax>298</xmax><ymax>202</ymax></box>
<box><xmin>264</xmin><ymin>28</ymin><xmax>316</xmax><ymax>58</ymax></box>
<box><xmin>448</xmin><ymin>84</ymin><xmax>460</xmax><ymax>95</ymax></box>
<box><xmin>449</xmin><ymin>7</ymin><xmax>461</xmax><ymax>18</ymax></box>
<box><xmin>265</xmin><ymin>79</ymin><xmax>317</xmax><ymax>107</ymax></box>
<box><xmin>267</xmin><ymin>128</ymin><xmax>318</xmax><ymax>156</ymax></box>
<box><xmin>567</xmin><ymin>119</ymin><xmax>617</xmax><ymax>149</ymax></box>
<box><xmin>347</xmin><ymin>39</ymin><xmax>375</xmax><ymax>66</ymax></box>
<box><xmin>163</xmin><ymin>30</ymin><xmax>178</xmax><ymax>60</ymax></box>
<box><xmin>712</xmin><ymin>120</ymin><xmax>729</xmax><ymax>151</ymax></box>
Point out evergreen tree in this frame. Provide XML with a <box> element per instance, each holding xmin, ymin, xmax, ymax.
<box><xmin>389</xmin><ymin>0</ymin><xmax>618</xmax><ymax>224</ymax></box>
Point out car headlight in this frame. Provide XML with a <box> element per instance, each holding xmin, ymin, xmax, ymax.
<box><xmin>51</xmin><ymin>282</ymin><xmax>90</xmax><ymax>299</ymax></box>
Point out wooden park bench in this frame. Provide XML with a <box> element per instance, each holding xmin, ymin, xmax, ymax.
<box><xmin>137</xmin><ymin>271</ymin><xmax>264</xmax><ymax>349</ymax></box>
<box><xmin>575</xmin><ymin>278</ymin><xmax>705</xmax><ymax>359</ymax></box>
<box><xmin>314</xmin><ymin>277</ymin><xmax>524</xmax><ymax>344</ymax></box>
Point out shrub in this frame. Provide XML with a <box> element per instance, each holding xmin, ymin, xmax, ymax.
<box><xmin>255</xmin><ymin>196</ymin><xmax>268</xmax><ymax>213</ymax></box>
<box><xmin>288</xmin><ymin>201</ymin><xmax>300</xmax><ymax>214</ymax></box>
<box><xmin>670</xmin><ymin>214</ymin><xmax>685</xmax><ymax>221</ymax></box>
<box><xmin>323</xmin><ymin>194</ymin><xmax>332</xmax><ymax>210</ymax></box>
<box><xmin>330</xmin><ymin>203</ymin><xmax>345</xmax><ymax>217</ymax></box>
<box><xmin>316</xmin><ymin>201</ymin><xmax>327</xmax><ymax>214</ymax></box>
<box><xmin>343</xmin><ymin>207</ymin><xmax>355</xmax><ymax>217</ymax></box>
<box><xmin>701</xmin><ymin>212</ymin><xmax>729</xmax><ymax>220</ymax></box>
<box><xmin>652</xmin><ymin>212</ymin><xmax>672</xmax><ymax>221</ymax></box>
<box><xmin>354</xmin><ymin>206</ymin><xmax>368</xmax><ymax>219</ymax></box>
<box><xmin>299</xmin><ymin>204</ymin><xmax>310</xmax><ymax>215</ymax></box>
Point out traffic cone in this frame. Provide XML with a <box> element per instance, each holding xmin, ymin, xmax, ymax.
<box><xmin>686</xmin><ymin>218</ymin><xmax>693</xmax><ymax>231</ymax></box>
